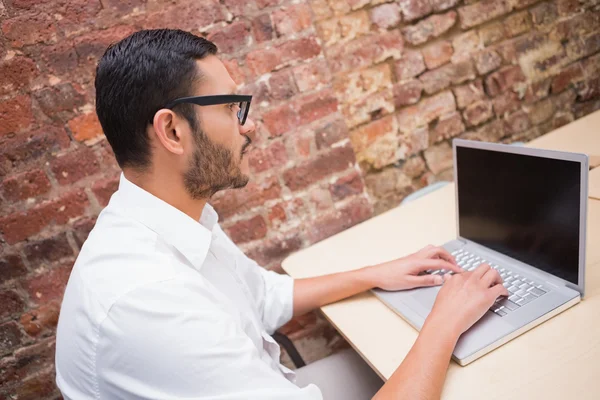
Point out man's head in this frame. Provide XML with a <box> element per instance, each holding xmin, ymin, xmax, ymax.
<box><xmin>95</xmin><ymin>29</ymin><xmax>255</xmax><ymax>199</ymax></box>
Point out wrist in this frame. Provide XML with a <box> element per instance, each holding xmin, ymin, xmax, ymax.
<box><xmin>423</xmin><ymin>311</ymin><xmax>462</xmax><ymax>345</ymax></box>
<box><xmin>355</xmin><ymin>265</ymin><xmax>379</xmax><ymax>291</ymax></box>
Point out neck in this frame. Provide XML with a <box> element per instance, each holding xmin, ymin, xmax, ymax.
<box><xmin>123</xmin><ymin>168</ymin><xmax>207</xmax><ymax>222</ymax></box>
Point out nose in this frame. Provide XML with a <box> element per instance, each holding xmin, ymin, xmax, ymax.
<box><xmin>240</xmin><ymin>117</ymin><xmax>256</xmax><ymax>139</ymax></box>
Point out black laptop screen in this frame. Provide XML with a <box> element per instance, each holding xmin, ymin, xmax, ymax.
<box><xmin>456</xmin><ymin>145</ymin><xmax>581</xmax><ymax>285</ymax></box>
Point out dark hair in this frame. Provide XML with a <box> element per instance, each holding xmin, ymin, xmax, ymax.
<box><xmin>95</xmin><ymin>29</ymin><xmax>218</xmax><ymax>170</ymax></box>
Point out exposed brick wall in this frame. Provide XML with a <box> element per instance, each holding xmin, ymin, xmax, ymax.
<box><xmin>0</xmin><ymin>0</ymin><xmax>599</xmax><ymax>397</ymax></box>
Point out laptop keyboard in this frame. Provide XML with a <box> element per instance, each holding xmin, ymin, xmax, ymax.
<box><xmin>426</xmin><ymin>249</ymin><xmax>550</xmax><ymax>317</ymax></box>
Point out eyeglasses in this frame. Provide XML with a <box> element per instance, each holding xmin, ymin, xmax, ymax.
<box><xmin>163</xmin><ymin>94</ymin><xmax>252</xmax><ymax>126</ymax></box>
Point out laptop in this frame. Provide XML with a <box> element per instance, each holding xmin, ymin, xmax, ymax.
<box><xmin>373</xmin><ymin>139</ymin><xmax>588</xmax><ymax>366</ymax></box>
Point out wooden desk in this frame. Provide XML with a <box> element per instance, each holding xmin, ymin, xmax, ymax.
<box><xmin>282</xmin><ymin>114</ymin><xmax>600</xmax><ymax>399</ymax></box>
<box><xmin>527</xmin><ymin>110</ymin><xmax>600</xmax><ymax>168</ymax></box>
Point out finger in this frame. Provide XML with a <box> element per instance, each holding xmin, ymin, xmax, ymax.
<box><xmin>406</xmin><ymin>274</ymin><xmax>444</xmax><ymax>288</ymax></box>
<box><xmin>481</xmin><ymin>268</ymin><xmax>503</xmax><ymax>288</ymax></box>
<box><xmin>424</xmin><ymin>246</ymin><xmax>457</xmax><ymax>265</ymax></box>
<box><xmin>472</xmin><ymin>263</ymin><xmax>491</xmax><ymax>279</ymax></box>
<box><xmin>418</xmin><ymin>259</ymin><xmax>462</xmax><ymax>273</ymax></box>
<box><xmin>489</xmin><ymin>283</ymin><xmax>509</xmax><ymax>300</ymax></box>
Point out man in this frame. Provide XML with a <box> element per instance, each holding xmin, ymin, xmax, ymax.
<box><xmin>55</xmin><ymin>29</ymin><xmax>508</xmax><ymax>399</ymax></box>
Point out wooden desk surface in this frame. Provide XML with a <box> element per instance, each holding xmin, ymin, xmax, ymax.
<box><xmin>527</xmin><ymin>110</ymin><xmax>600</xmax><ymax>168</ymax></box>
<box><xmin>282</xmin><ymin>112</ymin><xmax>600</xmax><ymax>399</ymax></box>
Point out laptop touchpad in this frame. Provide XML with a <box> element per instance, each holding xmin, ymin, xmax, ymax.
<box><xmin>408</xmin><ymin>286</ymin><xmax>440</xmax><ymax>316</ymax></box>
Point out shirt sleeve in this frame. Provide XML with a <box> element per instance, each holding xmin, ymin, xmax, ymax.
<box><xmin>96</xmin><ymin>277</ymin><xmax>321</xmax><ymax>400</ymax></box>
<box><xmin>213</xmin><ymin>225</ymin><xmax>295</xmax><ymax>334</ymax></box>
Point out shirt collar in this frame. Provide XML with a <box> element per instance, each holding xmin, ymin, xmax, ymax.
<box><xmin>112</xmin><ymin>173</ymin><xmax>218</xmax><ymax>269</ymax></box>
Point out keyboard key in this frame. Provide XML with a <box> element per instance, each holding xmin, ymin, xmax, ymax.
<box><xmin>519</xmin><ymin>283</ymin><xmax>532</xmax><ymax>291</ymax></box>
<box><xmin>515</xmin><ymin>289</ymin><xmax>529</xmax><ymax>297</ymax></box>
<box><xmin>508</xmin><ymin>286</ymin><xmax>520</xmax><ymax>294</ymax></box>
<box><xmin>509</xmin><ymin>294</ymin><xmax>520</xmax><ymax>302</ymax></box>
<box><xmin>519</xmin><ymin>294</ymin><xmax>536</xmax><ymax>305</ymax></box>
<box><xmin>495</xmin><ymin>309</ymin><xmax>507</xmax><ymax>317</ymax></box>
<box><xmin>498</xmin><ymin>299</ymin><xmax>520</xmax><ymax>311</ymax></box>
<box><xmin>529</xmin><ymin>287</ymin><xmax>546</xmax><ymax>297</ymax></box>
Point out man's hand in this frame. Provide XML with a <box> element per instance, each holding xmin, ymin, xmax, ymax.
<box><xmin>364</xmin><ymin>245</ymin><xmax>463</xmax><ymax>291</ymax></box>
<box><xmin>428</xmin><ymin>263</ymin><xmax>510</xmax><ymax>337</ymax></box>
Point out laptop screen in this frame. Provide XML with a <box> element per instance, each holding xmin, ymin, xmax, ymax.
<box><xmin>456</xmin><ymin>145</ymin><xmax>581</xmax><ymax>285</ymax></box>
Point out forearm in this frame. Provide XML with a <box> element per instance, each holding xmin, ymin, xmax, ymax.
<box><xmin>374</xmin><ymin>316</ymin><xmax>459</xmax><ymax>400</ymax></box>
<box><xmin>292</xmin><ymin>267</ymin><xmax>376</xmax><ymax>317</ymax></box>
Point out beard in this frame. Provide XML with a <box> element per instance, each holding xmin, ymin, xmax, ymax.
<box><xmin>183</xmin><ymin>124</ymin><xmax>251</xmax><ymax>200</ymax></box>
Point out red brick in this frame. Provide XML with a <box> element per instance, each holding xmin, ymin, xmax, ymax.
<box><xmin>256</xmin><ymin>0</ymin><xmax>283</xmax><ymax>8</ymax></box>
<box><xmin>0</xmin><ymin>337</ymin><xmax>55</xmax><ymax>388</ymax></box>
<box><xmin>222</xmin><ymin>0</ymin><xmax>258</xmax><ymax>16</ymax></box>
<box><xmin>463</xmin><ymin>100</ymin><xmax>494</xmax><ymax>127</ymax></box>
<box><xmin>556</xmin><ymin>0</ymin><xmax>581</xmax><ymax>15</ymax></box>
<box><xmin>552</xmin><ymin>88</ymin><xmax>577</xmax><ymax>112</ymax></box>
<box><xmin>511</xmin><ymin>0</ymin><xmax>543</xmax><ymax>10</ymax></box>
<box><xmin>402</xmin><ymin>10</ymin><xmax>457</xmax><ymax>45</ymax></box>
<box><xmin>309</xmin><ymin>187</ymin><xmax>334</xmax><ymax>210</ymax></box>
<box><xmin>330</xmin><ymin>171</ymin><xmax>364</xmax><ymax>202</ymax></box>
<box><xmin>273</xmin><ymin>4</ymin><xmax>312</xmax><ymax>37</ymax></box>
<box><xmin>13</xmin><ymin>369</ymin><xmax>57</xmax><ymax>400</ymax></box>
<box><xmin>266</xmin><ymin>69</ymin><xmax>298</xmax><ymax>101</ymax></box>
<box><xmin>582</xmin><ymin>53</ymin><xmax>600</xmax><ymax>79</ymax></box>
<box><xmin>504</xmin><ymin>110</ymin><xmax>532</xmax><ymax>135</ymax></box>
<box><xmin>462</xmin><ymin>119</ymin><xmax>505</xmax><ymax>142</ymax></box>
<box><xmin>431</xmin><ymin>0</ymin><xmax>459</xmax><ymax>11</ymax></box>
<box><xmin>307</xmin><ymin>196</ymin><xmax>372</xmax><ymax>244</ymax></box>
<box><xmin>430</xmin><ymin>112</ymin><xmax>465</xmax><ymax>144</ymax></box>
<box><xmin>479</xmin><ymin>22</ymin><xmax>505</xmax><ymax>46</ymax></box>
<box><xmin>74</xmin><ymin>25</ymin><xmax>135</xmax><ymax>63</ymax></box>
<box><xmin>349</xmin><ymin>115</ymin><xmax>396</xmax><ymax>155</ymax></box>
<box><xmin>403</xmin><ymin>155</ymin><xmax>427</xmax><ymax>178</ymax></box>
<box><xmin>395</xmin><ymin>50</ymin><xmax>426</xmax><ymax>81</ymax></box>
<box><xmin>328</xmin><ymin>31</ymin><xmax>403</xmax><ymax>74</ymax></box>
<box><xmin>246</xmin><ymin>37</ymin><xmax>321</xmax><ymax>76</ymax></box>
<box><xmin>1</xmin><ymin>169</ymin><xmax>51</xmax><ymax>202</ymax></box>
<box><xmin>550</xmin><ymin>12</ymin><xmax>600</xmax><ymax>43</ymax></box>
<box><xmin>485</xmin><ymin>66</ymin><xmax>527</xmax><ymax>97</ymax></box>
<box><xmin>566</xmin><ymin>32</ymin><xmax>600</xmax><ymax>63</ymax></box>
<box><xmin>575</xmin><ymin>77</ymin><xmax>600</xmax><ymax>102</ymax></box>
<box><xmin>523</xmin><ymin>98</ymin><xmax>555</xmax><ymax>124</ymax></box>
<box><xmin>262</xmin><ymin>104</ymin><xmax>298</xmax><ymax>137</ymax></box>
<box><xmin>211</xmin><ymin>176</ymin><xmax>281</xmax><ymax>219</ymax></box>
<box><xmin>24</xmin><ymin>232</ymin><xmax>73</xmax><ymax>268</ymax></box>
<box><xmin>24</xmin><ymin>264</ymin><xmax>72</xmax><ymax>304</ymax></box>
<box><xmin>293</xmin><ymin>60</ymin><xmax>331</xmax><ymax>92</ymax></box>
<box><xmin>423</xmin><ymin>41</ymin><xmax>453</xmax><ymax>70</ymax></box>
<box><xmin>398</xmin><ymin>0</ymin><xmax>433</xmax><ymax>21</ymax></box>
<box><xmin>296</xmin><ymin>90</ymin><xmax>338</xmax><ymax>126</ymax></box>
<box><xmin>252</xmin><ymin>13</ymin><xmax>274</xmax><ymax>43</ymax></box>
<box><xmin>278</xmin><ymin>36</ymin><xmax>322</xmax><ymax>65</ymax></box>
<box><xmin>244</xmin><ymin>232</ymin><xmax>303</xmax><ymax>267</ymax></box>
<box><xmin>283</xmin><ymin>145</ymin><xmax>356</xmax><ymax>191</ymax></box>
<box><xmin>267</xmin><ymin>203</ymin><xmax>287</xmax><ymax>228</ymax></box>
<box><xmin>0</xmin><ymin>127</ymin><xmax>70</xmax><ymax>177</ymax></box>
<box><xmin>288</xmin><ymin>131</ymin><xmax>313</xmax><ymax>159</ymax></box>
<box><xmin>0</xmin><ymin>190</ymin><xmax>89</xmax><ymax>244</ymax></box>
<box><xmin>393</xmin><ymin>79</ymin><xmax>423</xmax><ymax>107</ymax></box>
<box><xmin>0</xmin><ymin>322</ymin><xmax>23</xmax><ymax>356</ymax></box>
<box><xmin>397</xmin><ymin>90</ymin><xmax>457</xmax><ymax>134</ymax></box>
<box><xmin>0</xmin><ymin>95</ymin><xmax>34</xmax><ymax>137</ymax></box>
<box><xmin>370</xmin><ymin>3</ymin><xmax>401</xmax><ymax>29</ymax></box>
<box><xmin>474</xmin><ymin>50</ymin><xmax>502</xmax><ymax>75</ymax></box>
<box><xmin>315</xmin><ymin>119</ymin><xmax>349</xmax><ymax>150</ymax></box>
<box><xmin>208</xmin><ymin>21</ymin><xmax>252</xmax><ymax>54</ymax></box>
<box><xmin>419</xmin><ymin>61</ymin><xmax>476</xmax><ymax>95</ymax></box>
<box><xmin>91</xmin><ymin>175</ymin><xmax>119</xmax><ymax>207</ymax></box>
<box><xmin>33</xmin><ymin>83</ymin><xmax>86</xmax><ymax>119</ymax></box>
<box><xmin>493</xmin><ymin>91</ymin><xmax>521</xmax><ymax>116</ymax></box>
<box><xmin>551</xmin><ymin>62</ymin><xmax>585</xmax><ymax>94</ymax></box>
<box><xmin>39</xmin><ymin>40</ymin><xmax>79</xmax><ymax>76</ymax></box>
<box><xmin>424</xmin><ymin>141</ymin><xmax>453</xmax><ymax>174</ymax></box>
<box><xmin>67</xmin><ymin>112</ymin><xmax>103</xmax><ymax>142</ymax></box>
<box><xmin>573</xmin><ymin>98</ymin><xmax>600</xmax><ymax>119</ymax></box>
<box><xmin>50</xmin><ymin>147</ymin><xmax>100</xmax><ymax>185</ymax></box>
<box><xmin>495</xmin><ymin>32</ymin><xmax>546</xmax><ymax>65</ymax></box>
<box><xmin>72</xmin><ymin>216</ymin><xmax>97</xmax><ymax>248</ymax></box>
<box><xmin>453</xmin><ymin>79</ymin><xmax>485</xmax><ymax>109</ymax></box>
<box><xmin>19</xmin><ymin>300</ymin><xmax>60</xmax><ymax>337</ymax></box>
<box><xmin>530</xmin><ymin>1</ymin><xmax>558</xmax><ymax>27</ymax></box>
<box><xmin>225</xmin><ymin>215</ymin><xmax>268</xmax><ymax>244</ymax></box>
<box><xmin>142</xmin><ymin>0</ymin><xmax>227</xmax><ymax>32</ymax></box>
<box><xmin>55</xmin><ymin>0</ymin><xmax>102</xmax><ymax>37</ymax></box>
<box><xmin>247</xmin><ymin>140</ymin><xmax>288</xmax><ymax>174</ymax></box>
<box><xmin>0</xmin><ymin>56</ymin><xmax>37</xmax><ymax>96</ymax></box>
<box><xmin>246</xmin><ymin>47</ymin><xmax>282</xmax><ymax>77</ymax></box>
<box><xmin>0</xmin><ymin>291</ymin><xmax>25</xmax><ymax>323</ymax></box>
<box><xmin>504</xmin><ymin>10</ymin><xmax>532</xmax><ymax>37</ymax></box>
<box><xmin>0</xmin><ymin>255</ymin><xmax>28</xmax><ymax>285</ymax></box>
<box><xmin>451</xmin><ymin>30</ymin><xmax>481</xmax><ymax>63</ymax></box>
<box><xmin>458</xmin><ymin>0</ymin><xmax>511</xmax><ymax>29</ymax></box>
<box><xmin>1</xmin><ymin>12</ymin><xmax>57</xmax><ymax>47</ymax></box>
<box><xmin>524</xmin><ymin>78</ymin><xmax>551</xmax><ymax>103</ymax></box>
<box><xmin>100</xmin><ymin>0</ymin><xmax>145</xmax><ymax>14</ymax></box>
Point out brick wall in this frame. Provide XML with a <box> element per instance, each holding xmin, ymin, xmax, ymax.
<box><xmin>0</xmin><ymin>0</ymin><xmax>599</xmax><ymax>397</ymax></box>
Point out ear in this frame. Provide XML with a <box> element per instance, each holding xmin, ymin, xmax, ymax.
<box><xmin>151</xmin><ymin>109</ymin><xmax>186</xmax><ymax>156</ymax></box>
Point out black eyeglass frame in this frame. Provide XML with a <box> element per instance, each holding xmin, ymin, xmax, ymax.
<box><xmin>163</xmin><ymin>94</ymin><xmax>253</xmax><ymax>126</ymax></box>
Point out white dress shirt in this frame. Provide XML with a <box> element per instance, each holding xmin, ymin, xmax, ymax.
<box><xmin>55</xmin><ymin>173</ymin><xmax>322</xmax><ymax>399</ymax></box>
